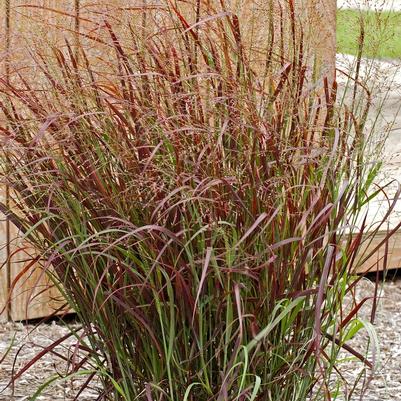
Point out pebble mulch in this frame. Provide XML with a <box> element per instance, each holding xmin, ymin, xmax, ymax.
<box><xmin>339</xmin><ymin>276</ymin><xmax>401</xmax><ymax>401</ymax></box>
<box><xmin>0</xmin><ymin>322</ymin><xmax>100</xmax><ymax>401</ymax></box>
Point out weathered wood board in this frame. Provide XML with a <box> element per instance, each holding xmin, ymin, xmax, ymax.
<box><xmin>0</xmin><ymin>0</ymin><xmax>74</xmax><ymax>321</ymax></box>
<box><xmin>8</xmin><ymin>223</ymin><xmax>66</xmax><ymax>321</ymax></box>
<box><xmin>356</xmin><ymin>231</ymin><xmax>401</xmax><ymax>274</ymax></box>
<box><xmin>0</xmin><ymin>208</ymin><xmax>9</xmax><ymax>323</ymax></box>
<box><xmin>304</xmin><ymin>0</ymin><xmax>337</xmax><ymax>80</ymax></box>
<box><xmin>0</xmin><ymin>0</ymin><xmax>338</xmax><ymax>320</ymax></box>
<box><xmin>1</xmin><ymin>2</ymin><xmax>10</xmax><ymax>322</ymax></box>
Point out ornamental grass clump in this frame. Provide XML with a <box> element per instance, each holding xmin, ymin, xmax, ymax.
<box><xmin>0</xmin><ymin>1</ymin><xmax>394</xmax><ymax>400</ymax></box>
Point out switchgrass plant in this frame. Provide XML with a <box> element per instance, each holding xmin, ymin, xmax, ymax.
<box><xmin>0</xmin><ymin>1</ymin><xmax>396</xmax><ymax>400</ymax></box>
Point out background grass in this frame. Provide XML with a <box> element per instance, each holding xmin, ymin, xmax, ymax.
<box><xmin>337</xmin><ymin>9</ymin><xmax>401</xmax><ymax>59</ymax></box>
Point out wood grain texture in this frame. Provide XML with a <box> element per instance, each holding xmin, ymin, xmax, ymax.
<box><xmin>304</xmin><ymin>0</ymin><xmax>337</xmax><ymax>81</ymax></box>
<box><xmin>1</xmin><ymin>0</ymin><xmax>337</xmax><ymax>320</ymax></box>
<box><xmin>1</xmin><ymin>0</ymin><xmax>11</xmax><ymax>323</ymax></box>
<box><xmin>356</xmin><ymin>232</ymin><xmax>401</xmax><ymax>274</ymax></box>
<box><xmin>8</xmin><ymin>223</ymin><xmax>66</xmax><ymax>321</ymax></box>
<box><xmin>0</xmin><ymin>203</ymin><xmax>8</xmax><ymax>323</ymax></box>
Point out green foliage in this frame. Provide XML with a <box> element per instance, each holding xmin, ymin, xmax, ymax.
<box><xmin>337</xmin><ymin>9</ymin><xmax>401</xmax><ymax>59</ymax></box>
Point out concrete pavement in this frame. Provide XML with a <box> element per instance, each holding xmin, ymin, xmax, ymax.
<box><xmin>335</xmin><ymin>53</ymin><xmax>401</xmax><ymax>229</ymax></box>
<box><xmin>338</xmin><ymin>0</ymin><xmax>401</xmax><ymax>11</ymax></box>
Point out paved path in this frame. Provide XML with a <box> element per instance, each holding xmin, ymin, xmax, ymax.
<box><xmin>335</xmin><ymin>9</ymin><xmax>401</xmax><ymax>395</ymax></box>
<box><xmin>338</xmin><ymin>0</ymin><xmax>401</xmax><ymax>11</ymax></box>
<box><xmin>336</xmin><ymin>53</ymin><xmax>401</xmax><ymax>229</ymax></box>
<box><xmin>336</xmin><ymin>0</ymin><xmax>401</xmax><ymax>202</ymax></box>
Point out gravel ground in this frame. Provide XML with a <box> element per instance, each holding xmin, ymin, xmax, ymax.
<box><xmin>1</xmin><ymin>277</ymin><xmax>401</xmax><ymax>401</ymax></box>
<box><xmin>339</xmin><ymin>276</ymin><xmax>401</xmax><ymax>400</ymax></box>
<box><xmin>0</xmin><ymin>322</ymin><xmax>100</xmax><ymax>401</ymax></box>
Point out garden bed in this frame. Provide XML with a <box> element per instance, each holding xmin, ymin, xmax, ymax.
<box><xmin>0</xmin><ymin>322</ymin><xmax>100</xmax><ymax>400</ymax></box>
<box><xmin>1</xmin><ymin>278</ymin><xmax>401</xmax><ymax>401</ymax></box>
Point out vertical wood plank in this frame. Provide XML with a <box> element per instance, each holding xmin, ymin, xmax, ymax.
<box><xmin>306</xmin><ymin>0</ymin><xmax>337</xmax><ymax>81</ymax></box>
<box><xmin>5</xmin><ymin>0</ymin><xmax>71</xmax><ymax>321</ymax></box>
<box><xmin>0</xmin><ymin>0</ymin><xmax>11</xmax><ymax>322</ymax></box>
<box><xmin>2</xmin><ymin>0</ymin><xmax>338</xmax><ymax>320</ymax></box>
<box><xmin>0</xmin><ymin>193</ymin><xmax>8</xmax><ymax>323</ymax></box>
<box><xmin>9</xmin><ymin>224</ymin><xmax>65</xmax><ymax>321</ymax></box>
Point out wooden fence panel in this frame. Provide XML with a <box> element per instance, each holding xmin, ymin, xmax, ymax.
<box><xmin>303</xmin><ymin>0</ymin><xmax>337</xmax><ymax>81</ymax></box>
<box><xmin>8</xmin><ymin>224</ymin><xmax>66</xmax><ymax>321</ymax></box>
<box><xmin>1</xmin><ymin>0</ymin><xmax>337</xmax><ymax>320</ymax></box>
<box><xmin>1</xmin><ymin>0</ymin><xmax>75</xmax><ymax>321</ymax></box>
<box><xmin>7</xmin><ymin>0</ymin><xmax>76</xmax><ymax>75</ymax></box>
<box><xmin>1</xmin><ymin>0</ymin><xmax>11</xmax><ymax>323</ymax></box>
<box><xmin>0</xmin><ymin>203</ymin><xmax>8</xmax><ymax>323</ymax></box>
<box><xmin>356</xmin><ymin>232</ymin><xmax>401</xmax><ymax>274</ymax></box>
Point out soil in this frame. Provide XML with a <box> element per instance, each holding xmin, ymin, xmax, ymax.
<box><xmin>1</xmin><ymin>277</ymin><xmax>401</xmax><ymax>401</ymax></box>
